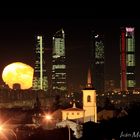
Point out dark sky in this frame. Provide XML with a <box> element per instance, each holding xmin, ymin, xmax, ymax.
<box><xmin>0</xmin><ymin>7</ymin><xmax>140</xmax><ymax>91</ymax></box>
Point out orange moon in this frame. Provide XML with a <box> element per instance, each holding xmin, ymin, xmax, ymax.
<box><xmin>2</xmin><ymin>62</ymin><xmax>34</xmax><ymax>89</ymax></box>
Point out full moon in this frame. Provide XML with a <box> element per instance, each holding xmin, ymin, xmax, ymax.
<box><xmin>2</xmin><ymin>62</ymin><xmax>34</xmax><ymax>89</ymax></box>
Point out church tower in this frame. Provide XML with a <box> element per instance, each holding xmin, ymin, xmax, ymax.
<box><xmin>82</xmin><ymin>68</ymin><xmax>97</xmax><ymax>123</ymax></box>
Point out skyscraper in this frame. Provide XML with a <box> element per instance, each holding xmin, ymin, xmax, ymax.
<box><xmin>91</xmin><ymin>31</ymin><xmax>105</xmax><ymax>93</ymax></box>
<box><xmin>51</xmin><ymin>29</ymin><xmax>67</xmax><ymax>96</ymax></box>
<box><xmin>32</xmin><ymin>35</ymin><xmax>48</xmax><ymax>91</ymax></box>
<box><xmin>120</xmin><ymin>27</ymin><xmax>136</xmax><ymax>92</ymax></box>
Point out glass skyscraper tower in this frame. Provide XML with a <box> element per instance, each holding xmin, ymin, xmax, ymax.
<box><xmin>51</xmin><ymin>29</ymin><xmax>67</xmax><ymax>95</ymax></box>
<box><xmin>91</xmin><ymin>31</ymin><xmax>105</xmax><ymax>93</ymax></box>
<box><xmin>32</xmin><ymin>35</ymin><xmax>48</xmax><ymax>91</ymax></box>
<box><xmin>120</xmin><ymin>27</ymin><xmax>136</xmax><ymax>91</ymax></box>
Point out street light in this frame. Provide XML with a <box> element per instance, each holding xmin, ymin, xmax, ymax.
<box><xmin>42</xmin><ymin>114</ymin><xmax>54</xmax><ymax>130</ymax></box>
<box><xmin>44</xmin><ymin>114</ymin><xmax>72</xmax><ymax>140</ymax></box>
<box><xmin>66</xmin><ymin>123</ymin><xmax>71</xmax><ymax>140</ymax></box>
<box><xmin>0</xmin><ymin>123</ymin><xmax>17</xmax><ymax>140</ymax></box>
<box><xmin>44</xmin><ymin>114</ymin><xmax>52</xmax><ymax>121</ymax></box>
<box><xmin>0</xmin><ymin>125</ymin><xmax>3</xmax><ymax>131</ymax></box>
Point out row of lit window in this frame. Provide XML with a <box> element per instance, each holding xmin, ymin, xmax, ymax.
<box><xmin>126</xmin><ymin>54</ymin><xmax>135</xmax><ymax>66</ymax></box>
<box><xmin>127</xmin><ymin>80</ymin><xmax>136</xmax><ymax>87</ymax></box>
<box><xmin>95</xmin><ymin>61</ymin><xmax>104</xmax><ymax>64</ymax></box>
<box><xmin>126</xmin><ymin>38</ymin><xmax>135</xmax><ymax>52</ymax></box>
<box><xmin>36</xmin><ymin>50</ymin><xmax>44</xmax><ymax>53</ymax></box>
<box><xmin>52</xmin><ymin>64</ymin><xmax>66</xmax><ymax>69</ymax></box>
<box><xmin>67</xmin><ymin>112</ymin><xmax>80</xmax><ymax>115</ymax></box>
<box><xmin>52</xmin><ymin>86</ymin><xmax>66</xmax><ymax>90</ymax></box>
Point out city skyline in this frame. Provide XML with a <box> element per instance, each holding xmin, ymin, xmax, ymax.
<box><xmin>0</xmin><ymin>8</ymin><xmax>140</xmax><ymax>92</ymax></box>
<box><xmin>0</xmin><ymin>7</ymin><xmax>139</xmax><ymax>140</ymax></box>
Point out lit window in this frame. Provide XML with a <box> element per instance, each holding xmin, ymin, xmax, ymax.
<box><xmin>127</xmin><ymin>80</ymin><xmax>135</xmax><ymax>87</ymax></box>
<box><xmin>87</xmin><ymin>95</ymin><xmax>91</xmax><ymax>102</ymax></box>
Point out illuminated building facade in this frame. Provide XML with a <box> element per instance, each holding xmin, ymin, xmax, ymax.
<box><xmin>62</xmin><ymin>68</ymin><xmax>97</xmax><ymax>123</ymax></box>
<box><xmin>91</xmin><ymin>31</ymin><xmax>105</xmax><ymax>93</ymax></box>
<box><xmin>120</xmin><ymin>27</ymin><xmax>136</xmax><ymax>91</ymax></box>
<box><xmin>82</xmin><ymin>68</ymin><xmax>97</xmax><ymax>122</ymax></box>
<box><xmin>62</xmin><ymin>103</ymin><xmax>84</xmax><ymax>122</ymax></box>
<box><xmin>52</xmin><ymin>29</ymin><xmax>67</xmax><ymax>95</ymax></box>
<box><xmin>32</xmin><ymin>35</ymin><xmax>48</xmax><ymax>91</ymax></box>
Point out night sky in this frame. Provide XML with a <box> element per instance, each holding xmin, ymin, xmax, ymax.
<box><xmin>0</xmin><ymin>7</ymin><xmax>140</xmax><ymax>91</ymax></box>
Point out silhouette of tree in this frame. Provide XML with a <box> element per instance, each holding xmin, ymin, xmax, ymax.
<box><xmin>53</xmin><ymin>95</ymin><xmax>61</xmax><ymax>110</ymax></box>
<box><xmin>104</xmin><ymin>97</ymin><xmax>115</xmax><ymax>109</ymax></box>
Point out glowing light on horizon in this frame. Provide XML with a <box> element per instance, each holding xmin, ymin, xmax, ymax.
<box><xmin>2</xmin><ymin>62</ymin><xmax>34</xmax><ymax>89</ymax></box>
<box><xmin>0</xmin><ymin>120</ymin><xmax>17</xmax><ymax>140</ymax></box>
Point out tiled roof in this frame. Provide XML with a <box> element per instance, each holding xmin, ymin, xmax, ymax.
<box><xmin>63</xmin><ymin>107</ymin><xmax>84</xmax><ymax>111</ymax></box>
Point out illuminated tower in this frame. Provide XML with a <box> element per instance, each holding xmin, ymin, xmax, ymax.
<box><xmin>91</xmin><ymin>31</ymin><xmax>105</xmax><ymax>93</ymax></box>
<box><xmin>82</xmin><ymin>68</ymin><xmax>97</xmax><ymax>123</ymax></box>
<box><xmin>120</xmin><ymin>27</ymin><xmax>136</xmax><ymax>91</ymax></box>
<box><xmin>32</xmin><ymin>35</ymin><xmax>48</xmax><ymax>91</ymax></box>
<box><xmin>51</xmin><ymin>29</ymin><xmax>67</xmax><ymax>96</ymax></box>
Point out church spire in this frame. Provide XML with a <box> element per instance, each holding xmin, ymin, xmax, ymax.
<box><xmin>86</xmin><ymin>67</ymin><xmax>93</xmax><ymax>89</ymax></box>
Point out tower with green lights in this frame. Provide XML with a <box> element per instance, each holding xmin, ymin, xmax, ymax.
<box><xmin>90</xmin><ymin>31</ymin><xmax>105</xmax><ymax>93</ymax></box>
<box><xmin>32</xmin><ymin>35</ymin><xmax>48</xmax><ymax>91</ymax></box>
<box><xmin>51</xmin><ymin>29</ymin><xmax>67</xmax><ymax>96</ymax></box>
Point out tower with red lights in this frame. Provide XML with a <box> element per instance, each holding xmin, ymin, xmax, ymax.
<box><xmin>120</xmin><ymin>27</ymin><xmax>136</xmax><ymax>92</ymax></box>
